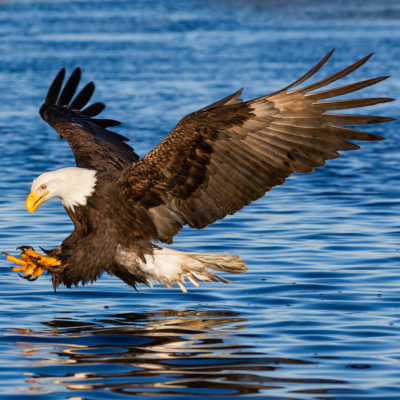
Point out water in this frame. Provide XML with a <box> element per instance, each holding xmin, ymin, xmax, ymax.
<box><xmin>0</xmin><ymin>0</ymin><xmax>400</xmax><ymax>398</ymax></box>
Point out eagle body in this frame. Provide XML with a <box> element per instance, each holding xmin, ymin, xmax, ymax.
<box><xmin>39</xmin><ymin>168</ymin><xmax>156</xmax><ymax>287</ymax></box>
<box><xmin>38</xmin><ymin>168</ymin><xmax>244</xmax><ymax>289</ymax></box>
<box><xmin>13</xmin><ymin>50</ymin><xmax>395</xmax><ymax>291</ymax></box>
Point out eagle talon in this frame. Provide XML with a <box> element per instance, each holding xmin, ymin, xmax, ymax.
<box><xmin>19</xmin><ymin>273</ymin><xmax>38</xmax><ymax>281</ymax></box>
<box><xmin>3</xmin><ymin>247</ymin><xmax>57</xmax><ymax>281</ymax></box>
<box><xmin>39</xmin><ymin>246</ymin><xmax>52</xmax><ymax>255</ymax></box>
<box><xmin>16</xmin><ymin>246</ymin><xmax>35</xmax><ymax>252</ymax></box>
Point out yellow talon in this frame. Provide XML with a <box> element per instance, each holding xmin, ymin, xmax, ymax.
<box><xmin>37</xmin><ymin>256</ymin><xmax>59</xmax><ymax>268</ymax></box>
<box><xmin>23</xmin><ymin>249</ymin><xmax>59</xmax><ymax>267</ymax></box>
<box><xmin>32</xmin><ymin>266</ymin><xmax>45</xmax><ymax>277</ymax></box>
<box><xmin>11</xmin><ymin>267</ymin><xmax>26</xmax><ymax>272</ymax></box>
<box><xmin>21</xmin><ymin>253</ymin><xmax>33</xmax><ymax>263</ymax></box>
<box><xmin>20</xmin><ymin>254</ymin><xmax>37</xmax><ymax>275</ymax></box>
<box><xmin>5</xmin><ymin>255</ymin><xmax>26</xmax><ymax>266</ymax></box>
<box><xmin>24</xmin><ymin>249</ymin><xmax>45</xmax><ymax>259</ymax></box>
<box><xmin>3</xmin><ymin>246</ymin><xmax>59</xmax><ymax>281</ymax></box>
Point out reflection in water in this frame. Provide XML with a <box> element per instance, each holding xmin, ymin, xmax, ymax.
<box><xmin>10</xmin><ymin>310</ymin><xmax>346</xmax><ymax>397</ymax></box>
<box><xmin>0</xmin><ymin>0</ymin><xmax>399</xmax><ymax>398</ymax></box>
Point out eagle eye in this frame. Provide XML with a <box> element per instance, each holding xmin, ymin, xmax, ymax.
<box><xmin>41</xmin><ymin>184</ymin><xmax>46</xmax><ymax>190</ymax></box>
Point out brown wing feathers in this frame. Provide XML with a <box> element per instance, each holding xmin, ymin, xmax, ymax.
<box><xmin>40</xmin><ymin>67</ymin><xmax>139</xmax><ymax>171</ymax></box>
<box><xmin>120</xmin><ymin>51</ymin><xmax>394</xmax><ymax>244</ymax></box>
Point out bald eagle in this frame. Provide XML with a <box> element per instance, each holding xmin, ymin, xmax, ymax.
<box><xmin>3</xmin><ymin>50</ymin><xmax>394</xmax><ymax>291</ymax></box>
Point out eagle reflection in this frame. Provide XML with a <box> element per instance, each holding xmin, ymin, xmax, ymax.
<box><xmin>12</xmin><ymin>309</ymin><xmax>345</xmax><ymax>396</ymax></box>
<box><xmin>13</xmin><ymin>310</ymin><xmax>266</xmax><ymax>395</ymax></box>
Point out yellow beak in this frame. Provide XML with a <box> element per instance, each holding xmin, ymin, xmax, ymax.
<box><xmin>26</xmin><ymin>191</ymin><xmax>48</xmax><ymax>214</ymax></box>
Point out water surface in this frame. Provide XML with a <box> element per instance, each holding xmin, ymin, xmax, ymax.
<box><xmin>0</xmin><ymin>0</ymin><xmax>400</xmax><ymax>398</ymax></box>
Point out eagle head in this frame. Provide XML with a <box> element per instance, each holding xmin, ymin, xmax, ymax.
<box><xmin>26</xmin><ymin>167</ymin><xmax>97</xmax><ymax>213</ymax></box>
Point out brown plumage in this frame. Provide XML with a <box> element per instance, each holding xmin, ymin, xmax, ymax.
<box><xmin>39</xmin><ymin>67</ymin><xmax>139</xmax><ymax>171</ymax></box>
<box><xmin>17</xmin><ymin>50</ymin><xmax>394</xmax><ymax>290</ymax></box>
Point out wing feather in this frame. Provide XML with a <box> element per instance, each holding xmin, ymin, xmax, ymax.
<box><xmin>308</xmin><ymin>76</ymin><xmax>390</xmax><ymax>100</ymax></box>
<box><xmin>266</xmin><ymin>49</ymin><xmax>335</xmax><ymax>96</ymax></box>
<box><xmin>69</xmin><ymin>82</ymin><xmax>95</xmax><ymax>110</ymax></box>
<box><xmin>81</xmin><ymin>102</ymin><xmax>106</xmax><ymax>117</ymax></box>
<box><xmin>40</xmin><ymin>69</ymin><xmax>139</xmax><ymax>171</ymax></box>
<box><xmin>290</xmin><ymin>53</ymin><xmax>373</xmax><ymax>95</ymax></box>
<box><xmin>58</xmin><ymin>67</ymin><xmax>81</xmax><ymax>106</ymax></box>
<box><xmin>317</xmin><ymin>98</ymin><xmax>394</xmax><ymax>111</ymax></box>
<box><xmin>117</xmin><ymin>51</ymin><xmax>394</xmax><ymax>243</ymax></box>
<box><xmin>46</xmin><ymin>68</ymin><xmax>65</xmax><ymax>105</ymax></box>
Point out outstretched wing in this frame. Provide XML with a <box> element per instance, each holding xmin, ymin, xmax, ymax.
<box><xmin>118</xmin><ymin>50</ymin><xmax>394</xmax><ymax>244</ymax></box>
<box><xmin>40</xmin><ymin>68</ymin><xmax>139</xmax><ymax>171</ymax></box>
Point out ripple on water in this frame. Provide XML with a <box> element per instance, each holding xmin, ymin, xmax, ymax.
<box><xmin>1</xmin><ymin>0</ymin><xmax>400</xmax><ymax>399</ymax></box>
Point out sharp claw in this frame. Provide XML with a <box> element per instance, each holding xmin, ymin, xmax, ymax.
<box><xmin>16</xmin><ymin>246</ymin><xmax>34</xmax><ymax>252</ymax></box>
<box><xmin>18</xmin><ymin>273</ymin><xmax>40</xmax><ymax>281</ymax></box>
<box><xmin>1</xmin><ymin>252</ymin><xmax>10</xmax><ymax>256</ymax></box>
<box><xmin>39</xmin><ymin>246</ymin><xmax>51</xmax><ymax>255</ymax></box>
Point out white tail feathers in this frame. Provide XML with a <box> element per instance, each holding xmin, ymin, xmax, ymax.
<box><xmin>134</xmin><ymin>247</ymin><xmax>247</xmax><ymax>292</ymax></box>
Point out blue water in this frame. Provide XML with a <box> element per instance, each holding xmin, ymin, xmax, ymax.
<box><xmin>1</xmin><ymin>0</ymin><xmax>400</xmax><ymax>398</ymax></box>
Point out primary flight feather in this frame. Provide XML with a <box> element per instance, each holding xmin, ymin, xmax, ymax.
<box><xmin>3</xmin><ymin>50</ymin><xmax>395</xmax><ymax>291</ymax></box>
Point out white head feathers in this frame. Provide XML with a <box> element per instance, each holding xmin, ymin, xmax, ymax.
<box><xmin>31</xmin><ymin>167</ymin><xmax>97</xmax><ymax>211</ymax></box>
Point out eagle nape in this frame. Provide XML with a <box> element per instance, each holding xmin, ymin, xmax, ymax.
<box><xmin>3</xmin><ymin>49</ymin><xmax>396</xmax><ymax>292</ymax></box>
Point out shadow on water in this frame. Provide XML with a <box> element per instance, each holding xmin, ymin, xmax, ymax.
<box><xmin>4</xmin><ymin>309</ymin><xmax>346</xmax><ymax>398</ymax></box>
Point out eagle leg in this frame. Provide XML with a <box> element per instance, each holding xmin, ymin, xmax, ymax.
<box><xmin>2</xmin><ymin>247</ymin><xmax>60</xmax><ymax>281</ymax></box>
<box><xmin>22</xmin><ymin>248</ymin><xmax>59</xmax><ymax>265</ymax></box>
<box><xmin>2</xmin><ymin>252</ymin><xmax>45</xmax><ymax>278</ymax></box>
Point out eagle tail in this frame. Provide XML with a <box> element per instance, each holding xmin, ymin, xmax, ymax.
<box><xmin>117</xmin><ymin>247</ymin><xmax>247</xmax><ymax>292</ymax></box>
<box><xmin>157</xmin><ymin>249</ymin><xmax>247</xmax><ymax>292</ymax></box>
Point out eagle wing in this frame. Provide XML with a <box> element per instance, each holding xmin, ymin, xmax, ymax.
<box><xmin>118</xmin><ymin>50</ymin><xmax>394</xmax><ymax>244</ymax></box>
<box><xmin>40</xmin><ymin>68</ymin><xmax>139</xmax><ymax>171</ymax></box>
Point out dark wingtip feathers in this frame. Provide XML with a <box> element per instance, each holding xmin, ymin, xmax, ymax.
<box><xmin>44</xmin><ymin>69</ymin><xmax>97</xmax><ymax>111</ymax></box>
<box><xmin>91</xmin><ymin>118</ymin><xmax>122</xmax><ymax>128</ymax></box>
<box><xmin>41</xmin><ymin>69</ymin><xmax>126</xmax><ymax>133</ymax></box>
<box><xmin>81</xmin><ymin>102</ymin><xmax>106</xmax><ymax>117</ymax></box>
<box><xmin>57</xmin><ymin>67</ymin><xmax>81</xmax><ymax>107</ymax></box>
<box><xmin>46</xmin><ymin>68</ymin><xmax>65</xmax><ymax>105</ymax></box>
<box><xmin>70</xmin><ymin>82</ymin><xmax>95</xmax><ymax>110</ymax></box>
